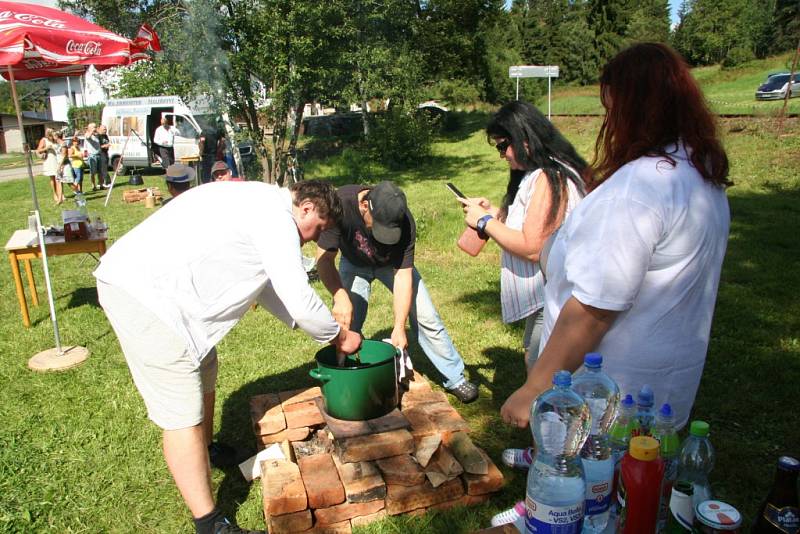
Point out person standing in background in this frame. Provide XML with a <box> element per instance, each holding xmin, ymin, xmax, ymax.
<box><xmin>36</xmin><ymin>128</ymin><xmax>62</xmax><ymax>204</ymax></box>
<box><xmin>198</xmin><ymin>126</ymin><xmax>218</xmax><ymax>184</ymax></box>
<box><xmin>69</xmin><ymin>134</ymin><xmax>85</xmax><ymax>192</ymax></box>
<box><xmin>84</xmin><ymin>123</ymin><xmax>102</xmax><ymax>191</ymax></box>
<box><xmin>97</xmin><ymin>125</ymin><xmax>111</xmax><ymax>188</ymax></box>
<box><xmin>154</xmin><ymin>116</ymin><xmax>175</xmax><ymax>168</ymax></box>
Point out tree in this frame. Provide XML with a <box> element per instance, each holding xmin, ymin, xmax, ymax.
<box><xmin>626</xmin><ymin>0</ymin><xmax>670</xmax><ymax>44</ymax></box>
<box><xmin>673</xmin><ymin>0</ymin><xmax>777</xmax><ymax>67</ymax></box>
<box><xmin>588</xmin><ymin>0</ymin><xmax>632</xmax><ymax>69</ymax></box>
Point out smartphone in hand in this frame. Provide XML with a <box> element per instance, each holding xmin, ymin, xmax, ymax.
<box><xmin>445</xmin><ymin>182</ymin><xmax>466</xmax><ymax>201</ymax></box>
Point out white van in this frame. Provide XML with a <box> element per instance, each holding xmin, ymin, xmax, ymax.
<box><xmin>101</xmin><ymin>96</ymin><xmax>204</xmax><ymax>173</ymax></box>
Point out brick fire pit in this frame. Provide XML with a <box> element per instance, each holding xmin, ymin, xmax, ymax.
<box><xmin>249</xmin><ymin>371</ymin><xmax>504</xmax><ymax>533</ymax></box>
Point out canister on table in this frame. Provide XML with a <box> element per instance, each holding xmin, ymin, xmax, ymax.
<box><xmin>693</xmin><ymin>500</ymin><xmax>742</xmax><ymax>533</ymax></box>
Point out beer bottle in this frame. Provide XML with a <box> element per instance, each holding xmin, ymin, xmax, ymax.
<box><xmin>664</xmin><ymin>480</ymin><xmax>695</xmax><ymax>533</ymax></box>
<box><xmin>752</xmin><ymin>456</ymin><xmax>800</xmax><ymax>534</ymax></box>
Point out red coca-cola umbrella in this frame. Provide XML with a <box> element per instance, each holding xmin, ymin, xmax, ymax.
<box><xmin>0</xmin><ymin>1</ymin><xmax>159</xmax><ymax>370</ymax></box>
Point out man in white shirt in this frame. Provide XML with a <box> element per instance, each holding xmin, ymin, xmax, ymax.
<box><xmin>153</xmin><ymin>116</ymin><xmax>176</xmax><ymax>167</ymax></box>
<box><xmin>83</xmin><ymin>122</ymin><xmax>102</xmax><ymax>190</ymax></box>
<box><xmin>94</xmin><ymin>180</ymin><xmax>361</xmax><ymax>534</ymax></box>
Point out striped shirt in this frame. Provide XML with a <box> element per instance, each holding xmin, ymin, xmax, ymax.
<box><xmin>500</xmin><ymin>167</ymin><xmax>583</xmax><ymax>323</ymax></box>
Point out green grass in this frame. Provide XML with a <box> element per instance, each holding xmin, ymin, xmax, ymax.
<box><xmin>537</xmin><ymin>51</ymin><xmax>800</xmax><ymax>116</ymax></box>
<box><xmin>0</xmin><ymin>152</ymin><xmax>30</xmax><ymax>169</ymax></box>
<box><xmin>1</xmin><ymin>114</ymin><xmax>799</xmax><ymax>532</ymax></box>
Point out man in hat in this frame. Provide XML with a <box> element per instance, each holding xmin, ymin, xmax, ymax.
<box><xmin>211</xmin><ymin>160</ymin><xmax>241</xmax><ymax>182</ymax></box>
<box><xmin>94</xmin><ymin>180</ymin><xmax>361</xmax><ymax>534</ymax></box>
<box><xmin>163</xmin><ymin>163</ymin><xmax>195</xmax><ymax>205</ymax></box>
<box><xmin>316</xmin><ymin>181</ymin><xmax>478</xmax><ymax>403</ymax></box>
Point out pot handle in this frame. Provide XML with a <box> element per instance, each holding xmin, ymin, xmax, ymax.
<box><xmin>309</xmin><ymin>368</ymin><xmax>331</xmax><ymax>383</ymax></box>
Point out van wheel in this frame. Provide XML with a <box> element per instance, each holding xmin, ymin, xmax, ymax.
<box><xmin>111</xmin><ymin>156</ymin><xmax>127</xmax><ymax>175</ymax></box>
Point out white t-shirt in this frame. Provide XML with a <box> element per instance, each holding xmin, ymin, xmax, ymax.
<box><xmin>540</xmin><ymin>144</ymin><xmax>730</xmax><ymax>428</ymax></box>
<box><xmin>153</xmin><ymin>125</ymin><xmax>175</xmax><ymax>147</ymax></box>
<box><xmin>94</xmin><ymin>182</ymin><xmax>340</xmax><ymax>364</ymax></box>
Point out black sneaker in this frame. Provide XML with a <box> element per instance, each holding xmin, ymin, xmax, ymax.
<box><xmin>213</xmin><ymin>517</ymin><xmax>264</xmax><ymax>534</ymax></box>
<box><xmin>448</xmin><ymin>380</ymin><xmax>479</xmax><ymax>404</ymax></box>
<box><xmin>208</xmin><ymin>441</ymin><xmax>239</xmax><ymax>469</ymax></box>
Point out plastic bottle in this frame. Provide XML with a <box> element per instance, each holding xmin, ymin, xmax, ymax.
<box><xmin>609</xmin><ymin>394</ymin><xmax>636</xmax><ymax>500</ymax></box>
<box><xmin>525</xmin><ymin>370</ymin><xmax>592</xmax><ymax>534</ymax></box>
<box><xmin>632</xmin><ymin>385</ymin><xmax>655</xmax><ymax>437</ymax></box>
<box><xmin>751</xmin><ymin>456</ymin><xmax>800</xmax><ymax>534</ymax></box>
<box><xmin>677</xmin><ymin>420</ymin><xmax>715</xmax><ymax>507</ymax></box>
<box><xmin>652</xmin><ymin>403</ymin><xmax>680</xmax><ymax>533</ymax></box>
<box><xmin>571</xmin><ymin>353</ymin><xmax>620</xmax><ymax>533</ymax></box>
<box><xmin>617</xmin><ymin>436</ymin><xmax>665</xmax><ymax>534</ymax></box>
<box><xmin>74</xmin><ymin>192</ymin><xmax>88</xmax><ymax>218</ymax></box>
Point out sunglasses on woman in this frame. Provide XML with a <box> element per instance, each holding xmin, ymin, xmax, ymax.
<box><xmin>495</xmin><ymin>139</ymin><xmax>511</xmax><ymax>154</ymax></box>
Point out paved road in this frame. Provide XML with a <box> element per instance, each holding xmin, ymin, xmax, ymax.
<box><xmin>0</xmin><ymin>163</ymin><xmax>43</xmax><ymax>183</ymax></box>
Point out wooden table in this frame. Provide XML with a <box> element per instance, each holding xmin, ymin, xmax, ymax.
<box><xmin>5</xmin><ymin>229</ymin><xmax>107</xmax><ymax>327</ymax></box>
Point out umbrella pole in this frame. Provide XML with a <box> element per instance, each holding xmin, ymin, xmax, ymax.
<box><xmin>7</xmin><ymin>67</ymin><xmax>88</xmax><ymax>371</ymax></box>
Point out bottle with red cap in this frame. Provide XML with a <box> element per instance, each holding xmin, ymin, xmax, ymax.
<box><xmin>617</xmin><ymin>435</ymin><xmax>665</xmax><ymax>534</ymax></box>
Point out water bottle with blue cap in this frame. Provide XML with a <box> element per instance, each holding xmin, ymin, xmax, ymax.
<box><xmin>571</xmin><ymin>353</ymin><xmax>620</xmax><ymax>533</ymax></box>
<box><xmin>525</xmin><ymin>370</ymin><xmax>591</xmax><ymax>533</ymax></box>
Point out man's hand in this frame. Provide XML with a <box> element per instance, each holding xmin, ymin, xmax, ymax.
<box><xmin>332</xmin><ymin>291</ymin><xmax>353</xmax><ymax>330</ymax></box>
<box><xmin>333</xmin><ymin>329</ymin><xmax>362</xmax><ymax>365</ymax></box>
<box><xmin>390</xmin><ymin>326</ymin><xmax>408</xmax><ymax>351</ymax></box>
<box><xmin>500</xmin><ymin>385</ymin><xmax>539</xmax><ymax>428</ymax></box>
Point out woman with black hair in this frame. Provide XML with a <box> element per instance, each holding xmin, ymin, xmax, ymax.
<box><xmin>463</xmin><ymin>100</ymin><xmax>588</xmax><ymax>366</ymax></box>
<box><xmin>461</xmin><ymin>101</ymin><xmax>588</xmax><ymax>480</ymax></box>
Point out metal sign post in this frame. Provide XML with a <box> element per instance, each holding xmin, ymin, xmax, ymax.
<box><xmin>509</xmin><ymin>65</ymin><xmax>560</xmax><ymax>119</ymax></box>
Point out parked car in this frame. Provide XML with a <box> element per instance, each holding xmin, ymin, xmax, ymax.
<box><xmin>755</xmin><ymin>72</ymin><xmax>800</xmax><ymax>100</ymax></box>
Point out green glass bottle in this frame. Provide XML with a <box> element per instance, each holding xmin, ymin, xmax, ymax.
<box><xmin>664</xmin><ymin>480</ymin><xmax>695</xmax><ymax>533</ymax></box>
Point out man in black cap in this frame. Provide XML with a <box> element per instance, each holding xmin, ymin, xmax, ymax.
<box><xmin>163</xmin><ymin>163</ymin><xmax>195</xmax><ymax>205</ymax></box>
<box><xmin>316</xmin><ymin>181</ymin><xmax>478</xmax><ymax>403</ymax></box>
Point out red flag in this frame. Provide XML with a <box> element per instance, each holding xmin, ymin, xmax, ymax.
<box><xmin>133</xmin><ymin>23</ymin><xmax>161</xmax><ymax>53</ymax></box>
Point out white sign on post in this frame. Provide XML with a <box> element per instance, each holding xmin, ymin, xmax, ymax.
<box><xmin>509</xmin><ymin>65</ymin><xmax>560</xmax><ymax>119</ymax></box>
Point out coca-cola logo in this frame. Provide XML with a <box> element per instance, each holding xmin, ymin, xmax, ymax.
<box><xmin>0</xmin><ymin>11</ymin><xmax>67</xmax><ymax>29</ymax></box>
<box><xmin>66</xmin><ymin>40</ymin><xmax>102</xmax><ymax>56</ymax></box>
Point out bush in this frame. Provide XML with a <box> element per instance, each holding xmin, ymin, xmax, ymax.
<box><xmin>429</xmin><ymin>79</ymin><xmax>482</xmax><ymax>108</ymax></box>
<box><xmin>366</xmin><ymin>107</ymin><xmax>433</xmax><ymax>169</ymax></box>
<box><xmin>67</xmin><ymin>104</ymin><xmax>104</xmax><ymax>133</ymax></box>
<box><xmin>722</xmin><ymin>46</ymin><xmax>755</xmax><ymax>69</ymax></box>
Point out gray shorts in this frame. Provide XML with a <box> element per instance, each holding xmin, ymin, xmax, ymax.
<box><xmin>97</xmin><ymin>281</ymin><xmax>218</xmax><ymax>430</ymax></box>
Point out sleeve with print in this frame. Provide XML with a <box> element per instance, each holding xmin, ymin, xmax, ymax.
<box><xmin>565</xmin><ymin>195</ymin><xmax>664</xmax><ymax>312</ymax></box>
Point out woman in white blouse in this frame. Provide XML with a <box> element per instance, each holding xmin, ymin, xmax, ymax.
<box><xmin>462</xmin><ymin>101</ymin><xmax>588</xmax><ymax>365</ymax></box>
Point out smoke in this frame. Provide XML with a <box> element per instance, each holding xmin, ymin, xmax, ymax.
<box><xmin>182</xmin><ymin>0</ymin><xmax>231</xmax><ymax>113</ymax></box>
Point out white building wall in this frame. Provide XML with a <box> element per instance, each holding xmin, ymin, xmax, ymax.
<box><xmin>48</xmin><ymin>67</ymin><xmax>112</xmax><ymax>122</ymax></box>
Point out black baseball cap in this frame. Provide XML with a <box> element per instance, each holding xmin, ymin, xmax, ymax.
<box><xmin>367</xmin><ymin>181</ymin><xmax>407</xmax><ymax>245</ymax></box>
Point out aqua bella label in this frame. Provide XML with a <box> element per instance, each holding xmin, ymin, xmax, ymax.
<box><xmin>526</xmin><ymin>496</ymin><xmax>585</xmax><ymax>534</ymax></box>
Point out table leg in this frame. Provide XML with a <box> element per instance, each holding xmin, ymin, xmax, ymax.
<box><xmin>23</xmin><ymin>259</ymin><xmax>39</xmax><ymax>306</ymax></box>
<box><xmin>8</xmin><ymin>252</ymin><xmax>30</xmax><ymax>328</ymax></box>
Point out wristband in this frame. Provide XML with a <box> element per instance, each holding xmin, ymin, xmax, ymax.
<box><xmin>476</xmin><ymin>214</ymin><xmax>493</xmax><ymax>239</ymax></box>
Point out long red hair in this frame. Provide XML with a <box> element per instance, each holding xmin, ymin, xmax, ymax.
<box><xmin>591</xmin><ymin>42</ymin><xmax>731</xmax><ymax>189</ymax></box>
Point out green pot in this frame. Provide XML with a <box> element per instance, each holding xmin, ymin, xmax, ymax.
<box><xmin>309</xmin><ymin>339</ymin><xmax>399</xmax><ymax>421</ymax></box>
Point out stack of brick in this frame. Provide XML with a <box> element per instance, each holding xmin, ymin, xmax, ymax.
<box><xmin>249</xmin><ymin>373</ymin><xmax>504</xmax><ymax>533</ymax></box>
<box><xmin>122</xmin><ymin>187</ymin><xmax>163</xmax><ymax>203</ymax></box>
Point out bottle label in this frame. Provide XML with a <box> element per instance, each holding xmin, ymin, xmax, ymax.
<box><xmin>585</xmin><ymin>478</ymin><xmax>612</xmax><ymax>515</ymax></box>
<box><xmin>525</xmin><ymin>496</ymin><xmax>584</xmax><ymax>534</ymax></box>
<box><xmin>764</xmin><ymin>504</ymin><xmax>800</xmax><ymax>534</ymax></box>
